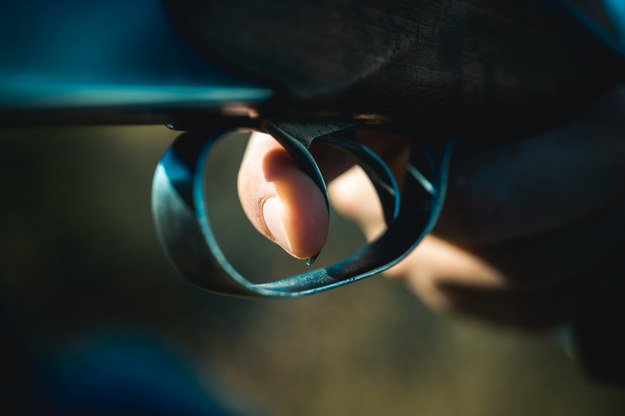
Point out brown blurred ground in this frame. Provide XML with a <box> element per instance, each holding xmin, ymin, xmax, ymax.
<box><xmin>1</xmin><ymin>125</ymin><xmax>625</xmax><ymax>415</ymax></box>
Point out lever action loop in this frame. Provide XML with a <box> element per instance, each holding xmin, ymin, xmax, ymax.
<box><xmin>151</xmin><ymin>121</ymin><xmax>456</xmax><ymax>298</ymax></box>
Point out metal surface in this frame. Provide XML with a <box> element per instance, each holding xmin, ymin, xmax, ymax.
<box><xmin>0</xmin><ymin>0</ymin><xmax>272</xmax><ymax>125</ymax></box>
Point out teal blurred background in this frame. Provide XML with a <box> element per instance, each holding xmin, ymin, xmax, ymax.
<box><xmin>1</xmin><ymin>125</ymin><xmax>625</xmax><ymax>415</ymax></box>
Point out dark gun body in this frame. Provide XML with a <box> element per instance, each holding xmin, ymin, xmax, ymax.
<box><xmin>2</xmin><ymin>0</ymin><xmax>623</xmax><ymax>135</ymax></box>
<box><xmin>167</xmin><ymin>0</ymin><xmax>625</xmax><ymax>138</ymax></box>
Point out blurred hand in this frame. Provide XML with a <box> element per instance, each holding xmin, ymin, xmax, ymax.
<box><xmin>238</xmin><ymin>86</ymin><xmax>625</xmax><ymax>330</ymax></box>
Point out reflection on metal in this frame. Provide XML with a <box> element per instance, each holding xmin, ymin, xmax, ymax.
<box><xmin>0</xmin><ymin>0</ymin><xmax>272</xmax><ymax>123</ymax></box>
<box><xmin>549</xmin><ymin>0</ymin><xmax>625</xmax><ymax>60</ymax></box>
<box><xmin>604</xmin><ymin>0</ymin><xmax>625</xmax><ymax>40</ymax></box>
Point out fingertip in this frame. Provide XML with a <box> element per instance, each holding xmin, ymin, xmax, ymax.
<box><xmin>262</xmin><ymin>149</ymin><xmax>329</xmax><ymax>259</ymax></box>
<box><xmin>238</xmin><ymin>132</ymin><xmax>329</xmax><ymax>260</ymax></box>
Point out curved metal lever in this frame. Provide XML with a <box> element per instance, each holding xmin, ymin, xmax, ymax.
<box><xmin>151</xmin><ymin>121</ymin><xmax>455</xmax><ymax>298</ymax></box>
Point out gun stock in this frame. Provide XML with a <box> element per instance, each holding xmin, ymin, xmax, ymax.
<box><xmin>166</xmin><ymin>0</ymin><xmax>625</xmax><ymax>134</ymax></box>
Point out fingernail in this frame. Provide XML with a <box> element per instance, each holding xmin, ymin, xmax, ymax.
<box><xmin>263</xmin><ymin>197</ymin><xmax>292</xmax><ymax>254</ymax></box>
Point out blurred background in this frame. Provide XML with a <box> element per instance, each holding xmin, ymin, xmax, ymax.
<box><xmin>2</xmin><ymin>125</ymin><xmax>625</xmax><ymax>415</ymax></box>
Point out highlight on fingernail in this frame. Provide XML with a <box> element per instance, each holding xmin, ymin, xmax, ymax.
<box><xmin>262</xmin><ymin>196</ymin><xmax>294</xmax><ymax>255</ymax></box>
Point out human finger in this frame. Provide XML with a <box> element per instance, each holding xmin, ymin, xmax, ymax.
<box><xmin>237</xmin><ymin>132</ymin><xmax>329</xmax><ymax>259</ymax></box>
<box><xmin>237</xmin><ymin>129</ymin><xmax>410</xmax><ymax>259</ymax></box>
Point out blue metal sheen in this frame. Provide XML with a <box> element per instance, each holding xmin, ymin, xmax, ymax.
<box><xmin>604</xmin><ymin>0</ymin><xmax>625</xmax><ymax>41</ymax></box>
<box><xmin>0</xmin><ymin>0</ymin><xmax>272</xmax><ymax>112</ymax></box>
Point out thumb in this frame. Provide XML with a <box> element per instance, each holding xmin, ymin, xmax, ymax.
<box><xmin>237</xmin><ymin>132</ymin><xmax>329</xmax><ymax>259</ymax></box>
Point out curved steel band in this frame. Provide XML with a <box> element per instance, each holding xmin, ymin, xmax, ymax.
<box><xmin>151</xmin><ymin>121</ymin><xmax>455</xmax><ymax>298</ymax></box>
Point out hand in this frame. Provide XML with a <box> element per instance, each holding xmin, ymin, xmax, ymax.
<box><xmin>237</xmin><ymin>87</ymin><xmax>625</xmax><ymax>330</ymax></box>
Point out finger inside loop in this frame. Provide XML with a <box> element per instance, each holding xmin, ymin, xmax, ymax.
<box><xmin>153</xmin><ymin>121</ymin><xmax>456</xmax><ymax>298</ymax></box>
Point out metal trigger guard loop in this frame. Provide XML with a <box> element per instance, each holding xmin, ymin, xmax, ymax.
<box><xmin>152</xmin><ymin>120</ymin><xmax>456</xmax><ymax>298</ymax></box>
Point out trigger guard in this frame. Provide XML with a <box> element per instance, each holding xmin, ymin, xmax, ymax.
<box><xmin>151</xmin><ymin>123</ymin><xmax>455</xmax><ymax>298</ymax></box>
<box><xmin>314</xmin><ymin>134</ymin><xmax>400</xmax><ymax>227</ymax></box>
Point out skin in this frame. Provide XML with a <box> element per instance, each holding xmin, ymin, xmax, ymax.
<box><xmin>237</xmin><ymin>86</ymin><xmax>625</xmax><ymax>331</ymax></box>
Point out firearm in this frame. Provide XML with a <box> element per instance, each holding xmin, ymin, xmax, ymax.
<box><xmin>1</xmin><ymin>0</ymin><xmax>624</xmax><ymax>299</ymax></box>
